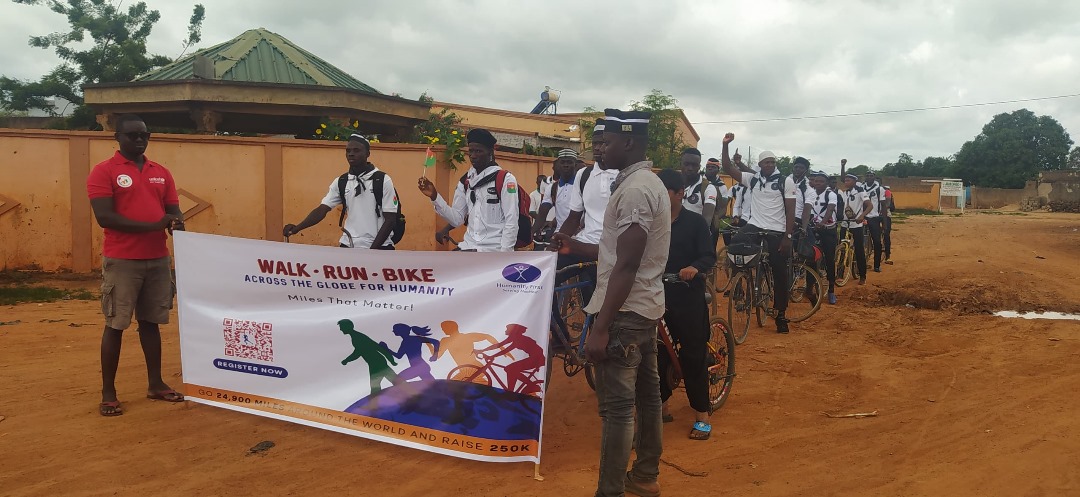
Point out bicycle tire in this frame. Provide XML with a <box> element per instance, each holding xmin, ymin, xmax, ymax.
<box><xmin>707</xmin><ymin>316</ymin><xmax>736</xmax><ymax>413</ymax></box>
<box><xmin>756</xmin><ymin>267</ymin><xmax>773</xmax><ymax>328</ymax></box>
<box><xmin>560</xmin><ymin>286</ymin><xmax>584</xmax><ymax>342</ymax></box>
<box><xmin>835</xmin><ymin>244</ymin><xmax>851</xmax><ymax>287</ymax></box>
<box><xmin>727</xmin><ymin>271</ymin><xmax>752</xmax><ymax>344</ymax></box>
<box><xmin>786</xmin><ymin>262</ymin><xmax>824</xmax><ymax>323</ymax></box>
<box><xmin>447</xmin><ymin>365</ymin><xmax>492</xmax><ymax>386</ymax></box>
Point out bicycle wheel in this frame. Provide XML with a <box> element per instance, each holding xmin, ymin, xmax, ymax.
<box><xmin>448</xmin><ymin>365</ymin><xmax>492</xmax><ymax>386</ymax></box>
<box><xmin>707</xmin><ymin>316</ymin><xmax>736</xmax><ymax>413</ymax></box>
<box><xmin>560</xmin><ymin>286</ymin><xmax>584</xmax><ymax>342</ymax></box>
<box><xmin>786</xmin><ymin>262</ymin><xmax>824</xmax><ymax>322</ymax></box>
<box><xmin>727</xmin><ymin>271</ymin><xmax>752</xmax><ymax>344</ymax></box>
<box><xmin>835</xmin><ymin>244</ymin><xmax>851</xmax><ymax>287</ymax></box>
<box><xmin>714</xmin><ymin>247</ymin><xmax>730</xmax><ymax>292</ymax></box>
<box><xmin>756</xmin><ymin>267</ymin><xmax>773</xmax><ymax>328</ymax></box>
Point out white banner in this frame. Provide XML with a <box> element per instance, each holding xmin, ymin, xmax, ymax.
<box><xmin>174</xmin><ymin>232</ymin><xmax>556</xmax><ymax>463</ymax></box>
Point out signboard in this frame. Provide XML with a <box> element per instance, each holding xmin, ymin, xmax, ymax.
<box><xmin>174</xmin><ymin>232</ymin><xmax>556</xmax><ymax>463</ymax></box>
<box><xmin>940</xmin><ymin>180</ymin><xmax>964</xmax><ymax>197</ymax></box>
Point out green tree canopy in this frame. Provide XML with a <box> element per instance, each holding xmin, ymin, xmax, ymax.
<box><xmin>0</xmin><ymin>0</ymin><xmax>204</xmax><ymax>127</ymax></box>
<box><xmin>629</xmin><ymin>89</ymin><xmax>690</xmax><ymax>170</ymax></box>
<box><xmin>879</xmin><ymin>153</ymin><xmax>956</xmax><ymax>178</ymax></box>
<box><xmin>953</xmin><ymin>109</ymin><xmax>1073</xmax><ymax>188</ymax></box>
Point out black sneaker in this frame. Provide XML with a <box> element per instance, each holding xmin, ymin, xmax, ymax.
<box><xmin>776</xmin><ymin>316</ymin><xmax>790</xmax><ymax>334</ymax></box>
<box><xmin>874</xmin><ymin>267</ymin><xmax>882</xmax><ymax>273</ymax></box>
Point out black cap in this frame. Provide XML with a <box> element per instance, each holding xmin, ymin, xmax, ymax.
<box><xmin>593</xmin><ymin>118</ymin><xmax>606</xmax><ymax>134</ymax></box>
<box><xmin>793</xmin><ymin>156</ymin><xmax>810</xmax><ymax>167</ymax></box>
<box><xmin>466</xmin><ymin>128</ymin><xmax>497</xmax><ymax>149</ymax></box>
<box><xmin>603</xmin><ymin>108</ymin><xmax>650</xmax><ymax>136</ymax></box>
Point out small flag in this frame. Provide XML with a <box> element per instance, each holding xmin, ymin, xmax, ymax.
<box><xmin>424</xmin><ymin>147</ymin><xmax>436</xmax><ymax>168</ymax></box>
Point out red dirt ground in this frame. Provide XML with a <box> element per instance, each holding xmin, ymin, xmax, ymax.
<box><xmin>2</xmin><ymin>212</ymin><xmax>1079</xmax><ymax>496</ymax></box>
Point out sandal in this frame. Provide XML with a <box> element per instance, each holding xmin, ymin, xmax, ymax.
<box><xmin>99</xmin><ymin>401</ymin><xmax>123</xmax><ymax>417</ymax></box>
<box><xmin>689</xmin><ymin>421</ymin><xmax>712</xmax><ymax>441</ymax></box>
<box><xmin>147</xmin><ymin>389</ymin><xmax>185</xmax><ymax>402</ymax></box>
<box><xmin>662</xmin><ymin>413</ymin><xmax>674</xmax><ymax>423</ymax></box>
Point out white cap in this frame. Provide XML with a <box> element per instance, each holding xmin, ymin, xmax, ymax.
<box><xmin>758</xmin><ymin>150</ymin><xmax>777</xmax><ymax>164</ymax></box>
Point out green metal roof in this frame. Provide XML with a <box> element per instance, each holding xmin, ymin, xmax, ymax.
<box><xmin>135</xmin><ymin>28</ymin><xmax>380</xmax><ymax>94</ymax></box>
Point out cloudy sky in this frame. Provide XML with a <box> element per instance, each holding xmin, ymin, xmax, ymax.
<box><xmin>2</xmin><ymin>0</ymin><xmax>1078</xmax><ymax>173</ymax></box>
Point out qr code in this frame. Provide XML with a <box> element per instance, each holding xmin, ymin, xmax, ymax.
<box><xmin>223</xmin><ymin>318</ymin><xmax>273</xmax><ymax>361</ymax></box>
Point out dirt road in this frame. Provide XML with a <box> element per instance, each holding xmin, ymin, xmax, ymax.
<box><xmin>2</xmin><ymin>212</ymin><xmax>1078</xmax><ymax>496</ymax></box>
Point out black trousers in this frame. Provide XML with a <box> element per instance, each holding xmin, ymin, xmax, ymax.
<box><xmin>883</xmin><ymin>216</ymin><xmax>892</xmax><ymax>259</ymax></box>
<box><xmin>866</xmin><ymin>217</ymin><xmax>884</xmax><ymax>269</ymax></box>
<box><xmin>842</xmin><ymin>226</ymin><xmax>867</xmax><ymax>279</ymax></box>
<box><xmin>659</xmin><ymin>281</ymin><xmax>711</xmax><ymax>413</ymax></box>
<box><xmin>814</xmin><ymin>226</ymin><xmax>838</xmax><ymax>292</ymax></box>
<box><xmin>733</xmin><ymin>225</ymin><xmax>790</xmax><ymax>315</ymax></box>
<box><xmin>340</xmin><ymin>244</ymin><xmax>395</xmax><ymax>250</ymax></box>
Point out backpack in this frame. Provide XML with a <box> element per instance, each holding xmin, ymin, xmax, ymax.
<box><xmin>459</xmin><ymin>168</ymin><xmax>533</xmax><ymax>249</ymax></box>
<box><xmin>579</xmin><ymin>165</ymin><xmax>594</xmax><ymax>196</ymax></box>
<box><xmin>703</xmin><ymin>177</ymin><xmax>727</xmax><ymax>231</ymax></box>
<box><xmin>337</xmin><ymin>170</ymin><xmax>406</xmax><ymax>245</ymax></box>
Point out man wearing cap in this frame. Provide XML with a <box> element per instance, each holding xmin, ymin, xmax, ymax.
<box><xmin>862</xmin><ymin>172</ymin><xmax>886</xmax><ymax>272</ymax></box>
<box><xmin>808</xmin><ymin>170</ymin><xmax>839</xmax><ymax>304</ymax></box>
<box><xmin>840</xmin><ymin>174</ymin><xmax>873</xmax><ymax>285</ymax></box>
<box><xmin>284</xmin><ymin>134</ymin><xmax>399</xmax><ymax>249</ymax></box>
<box><xmin>721</xmin><ymin>134</ymin><xmax>798</xmax><ymax>333</ymax></box>
<box><xmin>417</xmin><ymin>129</ymin><xmax>521</xmax><ymax>252</ymax></box>
<box><xmin>551</xmin><ymin>119</ymin><xmax>616</xmax><ymax>307</ymax></box>
<box><xmin>791</xmin><ymin>157</ymin><xmax>813</xmax><ymax>226</ymax></box>
<box><xmin>575</xmin><ymin>109</ymin><xmax>668</xmax><ymax>497</ymax></box>
<box><xmin>532</xmin><ymin>149</ymin><xmax>579</xmax><ymax>238</ymax></box>
<box><xmin>679</xmin><ymin>148</ymin><xmax>718</xmax><ymax>221</ymax></box>
<box><xmin>704</xmin><ymin>157</ymin><xmax>732</xmax><ymax>248</ymax></box>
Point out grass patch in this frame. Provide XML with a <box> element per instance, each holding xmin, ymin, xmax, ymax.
<box><xmin>0</xmin><ymin>286</ymin><xmax>95</xmax><ymax>306</ymax></box>
<box><xmin>895</xmin><ymin>208</ymin><xmax>943</xmax><ymax>216</ymax></box>
<box><xmin>978</xmin><ymin>210</ymin><xmax>1026</xmax><ymax>216</ymax></box>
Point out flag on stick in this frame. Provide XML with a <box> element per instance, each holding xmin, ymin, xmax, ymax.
<box><xmin>422</xmin><ymin>147</ymin><xmax>436</xmax><ymax>177</ymax></box>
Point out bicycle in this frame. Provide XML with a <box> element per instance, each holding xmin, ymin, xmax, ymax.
<box><xmin>786</xmin><ymin>233</ymin><xmax>825</xmax><ymax>323</ymax></box>
<box><xmin>724</xmin><ymin>231</ymin><xmax>775</xmax><ymax>344</ymax></box>
<box><xmin>660</xmin><ymin>273</ymin><xmax>737</xmax><ymax>413</ymax></box>
<box><xmin>447</xmin><ymin>351</ymin><xmax>544</xmax><ymax>397</ymax></box>
<box><xmin>549</xmin><ymin>263</ymin><xmax>598</xmax><ymax>388</ymax></box>
<box><xmin>834</xmin><ymin>227</ymin><xmax>861</xmax><ymax>287</ymax></box>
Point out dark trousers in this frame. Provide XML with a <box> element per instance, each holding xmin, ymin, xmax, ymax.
<box><xmin>733</xmin><ymin>224</ymin><xmax>790</xmax><ymax>315</ymax></box>
<box><xmin>814</xmin><ymin>227</ymin><xmax>838</xmax><ymax>292</ymax></box>
<box><xmin>866</xmin><ymin>217</ymin><xmax>883</xmax><ymax>269</ymax></box>
<box><xmin>843</xmin><ymin>226</ymin><xmax>867</xmax><ymax>279</ymax></box>
<box><xmin>883</xmin><ymin>216</ymin><xmax>892</xmax><ymax>259</ymax></box>
<box><xmin>340</xmin><ymin>244</ymin><xmax>395</xmax><ymax>250</ymax></box>
<box><xmin>659</xmin><ymin>281</ymin><xmax>710</xmax><ymax>413</ymax></box>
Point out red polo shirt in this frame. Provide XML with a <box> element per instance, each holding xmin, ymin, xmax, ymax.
<box><xmin>87</xmin><ymin>151</ymin><xmax>179</xmax><ymax>259</ymax></box>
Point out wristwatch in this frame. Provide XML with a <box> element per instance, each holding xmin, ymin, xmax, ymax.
<box><xmin>785</xmin><ymin>233</ymin><xmax>793</xmax><ymax>239</ymax></box>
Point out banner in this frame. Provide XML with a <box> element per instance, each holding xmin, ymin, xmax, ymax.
<box><xmin>174</xmin><ymin>232</ymin><xmax>556</xmax><ymax>463</ymax></box>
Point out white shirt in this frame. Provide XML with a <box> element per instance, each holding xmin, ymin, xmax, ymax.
<box><xmin>739</xmin><ymin>171</ymin><xmax>797</xmax><ymax>233</ymax></box>
<box><xmin>541</xmin><ymin>176</ymin><xmax>575</xmax><ymax>230</ymax></box>
<box><xmin>432</xmin><ymin>165</ymin><xmax>520</xmax><ymax>252</ymax></box>
<box><xmin>809</xmin><ymin>188</ymin><xmax>838</xmax><ymax>228</ymax></box>
<box><xmin>320</xmin><ymin>167</ymin><xmax>398</xmax><ymax>248</ymax></box>
<box><xmin>568</xmin><ymin>165</ymin><xmax>617</xmax><ymax>244</ymax></box>
<box><xmin>731</xmin><ymin>183</ymin><xmax>751</xmax><ymax>220</ymax></box>
<box><xmin>682</xmin><ymin>176</ymin><xmax>718</xmax><ymax>215</ymax></box>
<box><xmin>840</xmin><ymin>187</ymin><xmax>868</xmax><ymax>228</ymax></box>
<box><xmin>530</xmin><ymin>189</ymin><xmax>554</xmax><ymax>221</ymax></box>
<box><xmin>793</xmin><ymin>175</ymin><xmax>811</xmax><ymax>220</ymax></box>
<box><xmin>862</xmin><ymin>181</ymin><xmax>885</xmax><ymax>218</ymax></box>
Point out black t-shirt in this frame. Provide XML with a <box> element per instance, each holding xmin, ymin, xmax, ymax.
<box><xmin>666</xmin><ymin>209</ymin><xmax>717</xmax><ymax>285</ymax></box>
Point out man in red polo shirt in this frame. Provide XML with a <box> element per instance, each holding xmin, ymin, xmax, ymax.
<box><xmin>87</xmin><ymin>114</ymin><xmax>185</xmax><ymax>417</ymax></box>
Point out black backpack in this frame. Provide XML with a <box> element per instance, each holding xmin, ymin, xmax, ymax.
<box><xmin>337</xmin><ymin>170</ymin><xmax>406</xmax><ymax>245</ymax></box>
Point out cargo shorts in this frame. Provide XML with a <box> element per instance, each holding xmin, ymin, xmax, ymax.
<box><xmin>100</xmin><ymin>256</ymin><xmax>174</xmax><ymax>330</ymax></box>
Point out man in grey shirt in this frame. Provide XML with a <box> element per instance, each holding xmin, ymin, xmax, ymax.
<box><xmin>577</xmin><ymin>108</ymin><xmax>671</xmax><ymax>497</ymax></box>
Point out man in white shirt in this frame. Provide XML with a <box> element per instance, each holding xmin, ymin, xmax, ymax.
<box><xmin>704</xmin><ymin>157</ymin><xmax>731</xmax><ymax>248</ymax></box>
<box><xmin>807</xmin><ymin>171</ymin><xmax>839</xmax><ymax>304</ymax></box>
<box><xmin>529</xmin><ymin>175</ymin><xmax>546</xmax><ymax>217</ymax></box>
<box><xmin>791</xmin><ymin>157</ymin><xmax>813</xmax><ymax>226</ymax></box>
<box><xmin>532</xmin><ymin>149</ymin><xmax>579</xmax><ymax>237</ymax></box>
<box><xmin>679</xmin><ymin>148</ymin><xmax>718</xmax><ymax>222</ymax></box>
<box><xmin>862</xmin><ymin>171</ymin><xmax>886</xmax><ymax>272</ymax></box>
<box><xmin>840</xmin><ymin>174</ymin><xmax>873</xmax><ymax>285</ymax></box>
<box><xmin>721</xmin><ymin>135</ymin><xmax>798</xmax><ymax>333</ymax></box>
<box><xmin>417</xmin><ymin>128</ymin><xmax>521</xmax><ymax>252</ymax></box>
<box><xmin>284</xmin><ymin>134</ymin><xmax>399</xmax><ymax>249</ymax></box>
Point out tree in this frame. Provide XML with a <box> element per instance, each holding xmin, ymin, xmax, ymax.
<box><xmin>629</xmin><ymin>89</ymin><xmax>690</xmax><ymax>170</ymax></box>
<box><xmin>847</xmin><ymin>164</ymin><xmax>871</xmax><ymax>176</ymax></box>
<box><xmin>953</xmin><ymin>109</ymin><xmax>1073</xmax><ymax>188</ymax></box>
<box><xmin>879</xmin><ymin>153</ymin><xmax>955</xmax><ymax>178</ymax></box>
<box><xmin>1067</xmin><ymin>146</ymin><xmax>1080</xmax><ymax>170</ymax></box>
<box><xmin>0</xmin><ymin>0</ymin><xmax>205</xmax><ymax>127</ymax></box>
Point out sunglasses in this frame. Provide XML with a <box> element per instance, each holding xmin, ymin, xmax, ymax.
<box><xmin>120</xmin><ymin>131</ymin><xmax>151</xmax><ymax>141</ymax></box>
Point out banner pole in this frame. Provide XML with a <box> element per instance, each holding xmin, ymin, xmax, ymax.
<box><xmin>533</xmin><ymin>462</ymin><xmax>544</xmax><ymax>481</ymax></box>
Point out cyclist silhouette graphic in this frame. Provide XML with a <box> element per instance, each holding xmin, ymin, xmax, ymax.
<box><xmin>475</xmin><ymin>324</ymin><xmax>544</xmax><ymax>394</ymax></box>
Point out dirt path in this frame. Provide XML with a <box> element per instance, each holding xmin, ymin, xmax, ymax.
<box><xmin>2</xmin><ymin>212</ymin><xmax>1079</xmax><ymax>496</ymax></box>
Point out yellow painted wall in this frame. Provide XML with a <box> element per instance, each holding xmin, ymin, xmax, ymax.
<box><xmin>0</xmin><ymin>130</ymin><xmax>552</xmax><ymax>271</ymax></box>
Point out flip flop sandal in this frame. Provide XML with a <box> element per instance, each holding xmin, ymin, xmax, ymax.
<box><xmin>689</xmin><ymin>421</ymin><xmax>712</xmax><ymax>441</ymax></box>
<box><xmin>662</xmin><ymin>413</ymin><xmax>674</xmax><ymax>423</ymax></box>
<box><xmin>147</xmin><ymin>389</ymin><xmax>185</xmax><ymax>402</ymax></box>
<box><xmin>99</xmin><ymin>401</ymin><xmax>123</xmax><ymax>417</ymax></box>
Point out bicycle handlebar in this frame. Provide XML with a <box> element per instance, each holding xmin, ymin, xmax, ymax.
<box><xmin>556</xmin><ymin>261</ymin><xmax>597</xmax><ymax>276</ymax></box>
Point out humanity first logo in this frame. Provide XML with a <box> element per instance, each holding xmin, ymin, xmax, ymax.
<box><xmin>498</xmin><ymin>263</ymin><xmax>543</xmax><ymax>294</ymax></box>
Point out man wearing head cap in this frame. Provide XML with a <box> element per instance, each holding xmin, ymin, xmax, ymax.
<box><xmin>791</xmin><ymin>157</ymin><xmax>814</xmax><ymax>227</ymax></box>
<box><xmin>531</xmin><ymin>149</ymin><xmax>580</xmax><ymax>239</ymax></box>
<box><xmin>284</xmin><ymin>134</ymin><xmax>400</xmax><ymax>249</ymax></box>
<box><xmin>720</xmin><ymin>135</ymin><xmax>800</xmax><ymax>333</ymax></box>
<box><xmin>840</xmin><ymin>173</ymin><xmax>873</xmax><ymax>285</ymax></box>
<box><xmin>417</xmin><ymin>128</ymin><xmax>523</xmax><ymax>252</ymax></box>
<box><xmin>862</xmin><ymin>171</ymin><xmax>886</xmax><ymax>272</ymax></box>
<box><xmin>551</xmin><ymin>119</ymin><xmax>617</xmax><ymax>309</ymax></box>
<box><xmin>704</xmin><ymin>157</ymin><xmax>732</xmax><ymax>248</ymax></box>
<box><xmin>808</xmin><ymin>170</ymin><xmax>839</xmax><ymax>304</ymax></box>
<box><xmin>570</xmin><ymin>109</ymin><xmax>668</xmax><ymax>497</ymax></box>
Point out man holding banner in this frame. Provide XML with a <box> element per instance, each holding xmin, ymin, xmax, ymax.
<box><xmin>581</xmin><ymin>108</ymin><xmax>670</xmax><ymax>497</ymax></box>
